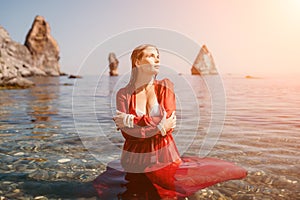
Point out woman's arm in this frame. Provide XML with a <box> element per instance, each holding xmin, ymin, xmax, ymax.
<box><xmin>160</xmin><ymin>79</ymin><xmax>177</xmax><ymax>134</ymax></box>
<box><xmin>114</xmin><ymin>89</ymin><xmax>160</xmax><ymax>138</ymax></box>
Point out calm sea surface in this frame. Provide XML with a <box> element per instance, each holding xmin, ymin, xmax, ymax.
<box><xmin>0</xmin><ymin>74</ymin><xmax>299</xmax><ymax>199</ymax></box>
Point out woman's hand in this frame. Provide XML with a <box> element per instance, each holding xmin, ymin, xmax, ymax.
<box><xmin>113</xmin><ymin>110</ymin><xmax>126</xmax><ymax>129</ymax></box>
<box><xmin>162</xmin><ymin>111</ymin><xmax>176</xmax><ymax>132</ymax></box>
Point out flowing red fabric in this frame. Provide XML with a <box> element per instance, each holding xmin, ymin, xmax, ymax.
<box><xmin>145</xmin><ymin>157</ymin><xmax>247</xmax><ymax>198</ymax></box>
<box><xmin>93</xmin><ymin>158</ymin><xmax>247</xmax><ymax>199</ymax></box>
<box><xmin>93</xmin><ymin>78</ymin><xmax>247</xmax><ymax>199</ymax></box>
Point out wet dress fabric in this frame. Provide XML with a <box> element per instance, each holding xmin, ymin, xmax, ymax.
<box><xmin>93</xmin><ymin>79</ymin><xmax>247</xmax><ymax>199</ymax></box>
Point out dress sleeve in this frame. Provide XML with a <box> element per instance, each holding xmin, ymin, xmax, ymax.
<box><xmin>116</xmin><ymin>88</ymin><xmax>160</xmax><ymax>139</ymax></box>
<box><xmin>162</xmin><ymin>79</ymin><xmax>176</xmax><ymax>118</ymax></box>
<box><xmin>158</xmin><ymin>79</ymin><xmax>176</xmax><ymax>135</ymax></box>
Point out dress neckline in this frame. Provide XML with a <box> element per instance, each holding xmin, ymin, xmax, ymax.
<box><xmin>134</xmin><ymin>80</ymin><xmax>160</xmax><ymax>116</ymax></box>
<box><xmin>129</xmin><ymin>80</ymin><xmax>162</xmax><ymax>117</ymax></box>
<box><xmin>135</xmin><ymin>102</ymin><xmax>160</xmax><ymax>117</ymax></box>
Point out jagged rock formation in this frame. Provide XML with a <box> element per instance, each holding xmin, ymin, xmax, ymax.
<box><xmin>0</xmin><ymin>16</ymin><xmax>61</xmax><ymax>89</ymax></box>
<box><xmin>108</xmin><ymin>52</ymin><xmax>119</xmax><ymax>76</ymax></box>
<box><xmin>0</xmin><ymin>26</ymin><xmax>36</xmax><ymax>88</ymax></box>
<box><xmin>25</xmin><ymin>15</ymin><xmax>60</xmax><ymax>76</ymax></box>
<box><xmin>191</xmin><ymin>45</ymin><xmax>218</xmax><ymax>75</ymax></box>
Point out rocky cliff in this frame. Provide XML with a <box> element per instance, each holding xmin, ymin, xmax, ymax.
<box><xmin>0</xmin><ymin>16</ymin><xmax>60</xmax><ymax>89</ymax></box>
<box><xmin>191</xmin><ymin>45</ymin><xmax>218</xmax><ymax>75</ymax></box>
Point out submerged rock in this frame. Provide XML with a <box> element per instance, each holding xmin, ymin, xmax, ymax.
<box><xmin>68</xmin><ymin>74</ymin><xmax>82</xmax><ymax>79</ymax></box>
<box><xmin>57</xmin><ymin>158</ymin><xmax>71</xmax><ymax>163</ymax></box>
<box><xmin>245</xmin><ymin>75</ymin><xmax>261</xmax><ymax>79</ymax></box>
<box><xmin>0</xmin><ymin>77</ymin><xmax>34</xmax><ymax>89</ymax></box>
<box><xmin>191</xmin><ymin>45</ymin><xmax>218</xmax><ymax>75</ymax></box>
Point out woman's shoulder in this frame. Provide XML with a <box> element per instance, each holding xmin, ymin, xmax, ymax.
<box><xmin>156</xmin><ymin>78</ymin><xmax>174</xmax><ymax>89</ymax></box>
<box><xmin>116</xmin><ymin>86</ymin><xmax>132</xmax><ymax>98</ymax></box>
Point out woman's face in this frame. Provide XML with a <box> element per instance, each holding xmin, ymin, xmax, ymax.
<box><xmin>136</xmin><ymin>47</ymin><xmax>160</xmax><ymax>75</ymax></box>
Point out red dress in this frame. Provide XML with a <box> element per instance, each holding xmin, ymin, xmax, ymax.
<box><xmin>117</xmin><ymin>78</ymin><xmax>181</xmax><ymax>173</ymax></box>
<box><xmin>93</xmin><ymin>78</ymin><xmax>247</xmax><ymax>199</ymax></box>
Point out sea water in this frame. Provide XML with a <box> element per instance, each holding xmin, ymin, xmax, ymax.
<box><xmin>0</xmin><ymin>74</ymin><xmax>299</xmax><ymax>199</ymax></box>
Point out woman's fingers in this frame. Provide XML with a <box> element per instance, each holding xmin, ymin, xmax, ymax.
<box><xmin>113</xmin><ymin>110</ymin><xmax>126</xmax><ymax>129</ymax></box>
<box><xmin>169</xmin><ymin>111</ymin><xmax>174</xmax><ymax>118</ymax></box>
<box><xmin>116</xmin><ymin>110</ymin><xmax>123</xmax><ymax>114</ymax></box>
<box><xmin>170</xmin><ymin>111</ymin><xmax>176</xmax><ymax>128</ymax></box>
<box><xmin>168</xmin><ymin>111</ymin><xmax>176</xmax><ymax>120</ymax></box>
<box><xmin>171</xmin><ymin>117</ymin><xmax>176</xmax><ymax>128</ymax></box>
<box><xmin>163</xmin><ymin>111</ymin><xmax>167</xmax><ymax>119</ymax></box>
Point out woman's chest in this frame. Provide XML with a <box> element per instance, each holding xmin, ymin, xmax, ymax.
<box><xmin>135</xmin><ymin>89</ymin><xmax>159</xmax><ymax>116</ymax></box>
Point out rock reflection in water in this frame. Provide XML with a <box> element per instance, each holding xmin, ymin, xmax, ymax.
<box><xmin>27</xmin><ymin>77</ymin><xmax>60</xmax><ymax>139</ymax></box>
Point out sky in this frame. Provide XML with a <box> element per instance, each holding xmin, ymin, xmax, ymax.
<box><xmin>1</xmin><ymin>0</ymin><xmax>300</xmax><ymax>77</ymax></box>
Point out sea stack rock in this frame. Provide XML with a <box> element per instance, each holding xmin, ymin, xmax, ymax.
<box><xmin>108</xmin><ymin>52</ymin><xmax>119</xmax><ymax>76</ymax></box>
<box><xmin>191</xmin><ymin>45</ymin><xmax>218</xmax><ymax>75</ymax></box>
<box><xmin>25</xmin><ymin>15</ymin><xmax>60</xmax><ymax>76</ymax></box>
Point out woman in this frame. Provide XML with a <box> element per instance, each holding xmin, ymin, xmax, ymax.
<box><xmin>114</xmin><ymin>44</ymin><xmax>181</xmax><ymax>173</ymax></box>
<box><xmin>93</xmin><ymin>44</ymin><xmax>247</xmax><ymax>199</ymax></box>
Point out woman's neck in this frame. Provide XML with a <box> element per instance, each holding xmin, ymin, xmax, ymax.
<box><xmin>134</xmin><ymin>75</ymin><xmax>154</xmax><ymax>92</ymax></box>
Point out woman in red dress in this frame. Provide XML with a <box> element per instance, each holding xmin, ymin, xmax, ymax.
<box><xmin>93</xmin><ymin>44</ymin><xmax>247</xmax><ymax>199</ymax></box>
<box><xmin>114</xmin><ymin>44</ymin><xmax>180</xmax><ymax>173</ymax></box>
